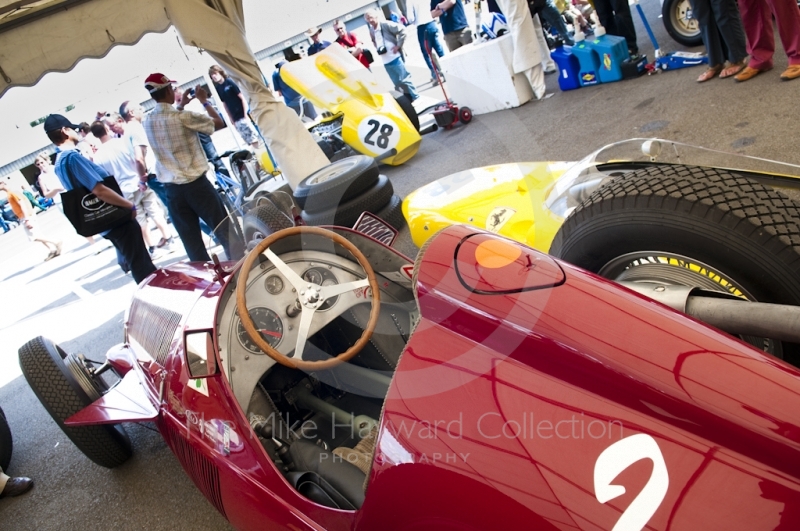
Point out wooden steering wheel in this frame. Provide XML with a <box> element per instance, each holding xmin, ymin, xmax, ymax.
<box><xmin>236</xmin><ymin>226</ymin><xmax>380</xmax><ymax>371</ymax></box>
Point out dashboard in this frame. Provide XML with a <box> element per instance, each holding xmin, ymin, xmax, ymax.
<box><xmin>217</xmin><ymin>248</ymin><xmax>414</xmax><ymax>410</ymax></box>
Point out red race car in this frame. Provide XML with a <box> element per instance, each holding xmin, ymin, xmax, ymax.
<box><xmin>18</xmin><ymin>183</ymin><xmax>800</xmax><ymax>531</ymax></box>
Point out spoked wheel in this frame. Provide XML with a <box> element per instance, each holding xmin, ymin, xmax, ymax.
<box><xmin>18</xmin><ymin>337</ymin><xmax>132</xmax><ymax>468</ymax></box>
<box><xmin>550</xmin><ymin>165</ymin><xmax>800</xmax><ymax>365</ymax></box>
<box><xmin>0</xmin><ymin>406</ymin><xmax>12</xmax><ymax>471</ymax></box>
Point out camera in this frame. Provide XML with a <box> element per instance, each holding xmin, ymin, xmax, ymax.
<box><xmin>377</xmin><ymin>45</ymin><xmax>387</xmax><ymax>55</ymax></box>
<box><xmin>187</xmin><ymin>88</ymin><xmax>196</xmax><ymax>97</ymax></box>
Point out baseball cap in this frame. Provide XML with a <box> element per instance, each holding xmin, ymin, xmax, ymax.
<box><xmin>43</xmin><ymin>114</ymin><xmax>80</xmax><ymax>133</ymax></box>
<box><xmin>144</xmin><ymin>73</ymin><xmax>176</xmax><ymax>93</ymax></box>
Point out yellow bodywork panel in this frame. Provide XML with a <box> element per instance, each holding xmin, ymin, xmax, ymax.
<box><xmin>403</xmin><ymin>161</ymin><xmax>571</xmax><ymax>251</ymax></box>
<box><xmin>280</xmin><ymin>44</ymin><xmax>421</xmax><ymax>165</ymax></box>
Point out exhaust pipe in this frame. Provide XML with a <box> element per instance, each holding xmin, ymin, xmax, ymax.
<box><xmin>618</xmin><ymin>282</ymin><xmax>800</xmax><ymax>343</ymax></box>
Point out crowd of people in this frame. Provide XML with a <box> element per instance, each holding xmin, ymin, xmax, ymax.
<box><xmin>8</xmin><ymin>0</ymin><xmax>798</xmax><ymax>278</ymax></box>
<box><xmin>6</xmin><ymin>66</ymin><xmax>260</xmax><ymax>281</ymax></box>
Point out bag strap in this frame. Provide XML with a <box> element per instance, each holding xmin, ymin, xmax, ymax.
<box><xmin>59</xmin><ymin>150</ymin><xmax>83</xmax><ymax>191</ymax></box>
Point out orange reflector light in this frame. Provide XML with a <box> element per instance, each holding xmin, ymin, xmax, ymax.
<box><xmin>474</xmin><ymin>239</ymin><xmax>522</xmax><ymax>269</ymax></box>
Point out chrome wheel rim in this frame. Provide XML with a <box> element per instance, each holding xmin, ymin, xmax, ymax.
<box><xmin>598</xmin><ymin>251</ymin><xmax>779</xmax><ymax>356</ymax></box>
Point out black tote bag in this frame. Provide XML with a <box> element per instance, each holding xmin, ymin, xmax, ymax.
<box><xmin>59</xmin><ymin>152</ymin><xmax>131</xmax><ymax>236</ymax></box>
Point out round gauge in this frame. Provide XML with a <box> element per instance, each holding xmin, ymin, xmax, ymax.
<box><xmin>264</xmin><ymin>275</ymin><xmax>284</xmax><ymax>295</ymax></box>
<box><xmin>320</xmin><ymin>278</ymin><xmax>339</xmax><ymax>311</ymax></box>
<box><xmin>302</xmin><ymin>268</ymin><xmax>324</xmax><ymax>285</ymax></box>
<box><xmin>237</xmin><ymin>307</ymin><xmax>283</xmax><ymax>353</ymax></box>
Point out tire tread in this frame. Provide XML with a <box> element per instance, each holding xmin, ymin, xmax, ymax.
<box><xmin>18</xmin><ymin>337</ymin><xmax>132</xmax><ymax>468</ymax></box>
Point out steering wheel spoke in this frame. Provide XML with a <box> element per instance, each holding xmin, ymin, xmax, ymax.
<box><xmin>319</xmin><ymin>278</ymin><xmax>370</xmax><ymax>300</ymax></box>
<box><xmin>291</xmin><ymin>306</ymin><xmax>316</xmax><ymax>360</ymax></box>
<box><xmin>265</xmin><ymin>248</ymin><xmax>305</xmax><ymax>291</ymax></box>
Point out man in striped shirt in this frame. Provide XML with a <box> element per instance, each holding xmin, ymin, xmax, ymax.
<box><xmin>142</xmin><ymin>73</ymin><xmax>233</xmax><ymax>262</ymax></box>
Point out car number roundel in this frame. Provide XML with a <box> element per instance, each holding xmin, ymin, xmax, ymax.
<box><xmin>358</xmin><ymin>115</ymin><xmax>400</xmax><ymax>154</ymax></box>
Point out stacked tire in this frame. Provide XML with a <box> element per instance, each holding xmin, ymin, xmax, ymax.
<box><xmin>293</xmin><ymin>156</ymin><xmax>406</xmax><ymax>231</ymax></box>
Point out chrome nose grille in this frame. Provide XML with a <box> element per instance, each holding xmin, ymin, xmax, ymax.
<box><xmin>128</xmin><ymin>298</ymin><xmax>182</xmax><ymax>366</ymax></box>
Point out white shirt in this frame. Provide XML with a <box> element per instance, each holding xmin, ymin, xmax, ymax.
<box><xmin>143</xmin><ymin>102</ymin><xmax>215</xmax><ymax>185</ymax></box>
<box><xmin>372</xmin><ymin>25</ymin><xmax>401</xmax><ymax>64</ymax></box>
<box><xmin>126</xmin><ymin>120</ymin><xmax>157</xmax><ymax>175</ymax></box>
<box><xmin>92</xmin><ymin>137</ymin><xmax>140</xmax><ymax>195</ymax></box>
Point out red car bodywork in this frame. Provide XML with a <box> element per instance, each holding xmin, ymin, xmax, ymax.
<box><xmin>67</xmin><ymin>226</ymin><xmax>800</xmax><ymax>530</ymax></box>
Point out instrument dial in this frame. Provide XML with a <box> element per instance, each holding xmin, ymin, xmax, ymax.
<box><xmin>237</xmin><ymin>307</ymin><xmax>283</xmax><ymax>353</ymax></box>
<box><xmin>265</xmin><ymin>275</ymin><xmax>284</xmax><ymax>295</ymax></box>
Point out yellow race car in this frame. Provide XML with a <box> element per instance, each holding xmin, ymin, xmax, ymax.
<box><xmin>404</xmin><ymin>138</ymin><xmax>800</xmax><ymax>363</ymax></box>
<box><xmin>280</xmin><ymin>44</ymin><xmax>421</xmax><ymax>166</ymax></box>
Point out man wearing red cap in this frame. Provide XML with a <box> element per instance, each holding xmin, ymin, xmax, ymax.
<box><xmin>142</xmin><ymin>73</ymin><xmax>235</xmax><ymax>262</ymax></box>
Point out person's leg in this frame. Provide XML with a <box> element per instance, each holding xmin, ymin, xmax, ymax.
<box><xmin>533</xmin><ymin>14</ymin><xmax>556</xmax><ymax>72</ymax></box>
<box><xmin>444</xmin><ymin>31</ymin><xmax>463</xmax><ymax>51</ymax></box>
<box><xmin>610</xmin><ymin>0</ymin><xmax>638</xmax><ymax>54</ymax></box>
<box><xmin>541</xmin><ymin>1</ymin><xmax>574</xmax><ymax>44</ymax></box>
<box><xmin>592</xmin><ymin>0</ymin><xmax>617</xmax><ymax>35</ymax></box>
<box><xmin>165</xmin><ymin>182</ymin><xmax>211</xmax><ymax>262</ymax></box>
<box><xmin>302</xmin><ymin>100</ymin><xmax>318</xmax><ymax>120</ymax></box>
<box><xmin>713</xmin><ymin>0</ymin><xmax>748</xmax><ymax>63</ymax></box>
<box><xmin>418</xmin><ymin>24</ymin><xmax>436</xmax><ymax>77</ymax></box>
<box><xmin>235</xmin><ymin>118</ymin><xmax>260</xmax><ymax>149</ymax></box>
<box><xmin>0</xmin><ymin>214</ymin><xmax>9</xmax><ymax>233</ymax></box>
<box><xmin>737</xmin><ymin>0</ymin><xmax>774</xmax><ymax>70</ymax></box>
<box><xmin>457</xmin><ymin>27</ymin><xmax>474</xmax><ymax>47</ymax></box>
<box><xmin>768</xmin><ymin>0</ymin><xmax>800</xmax><ymax>66</ymax></box>
<box><xmin>429</xmin><ymin>23</ymin><xmax>446</xmax><ymax>59</ymax></box>
<box><xmin>129</xmin><ymin>190</ymin><xmax>155</xmax><ymax>250</ymax></box>
<box><xmin>693</xmin><ymin>0</ymin><xmax>725</xmax><ymax>67</ymax></box>
<box><xmin>147</xmin><ymin>175</ymin><xmax>172</xmax><ymax>224</ymax></box>
<box><xmin>386</xmin><ymin>57</ymin><xmax>420</xmax><ymax>100</ymax></box>
<box><xmin>182</xmin><ymin>177</ymin><xmax>233</xmax><ymax>260</ymax></box>
<box><xmin>199</xmin><ymin>132</ymin><xmax>229</xmax><ymax>177</ymax></box>
<box><xmin>104</xmin><ymin>219</ymin><xmax>156</xmax><ymax>283</ymax></box>
<box><xmin>139</xmin><ymin>188</ymin><xmax>171</xmax><ymax>244</ymax></box>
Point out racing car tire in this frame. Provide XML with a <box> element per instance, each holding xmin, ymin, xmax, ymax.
<box><xmin>243</xmin><ymin>202</ymin><xmax>294</xmax><ymax>244</ymax></box>
<box><xmin>219</xmin><ymin>192</ymin><xmax>247</xmax><ymax>261</ymax></box>
<box><xmin>662</xmin><ymin>0</ymin><xmax>703</xmax><ymax>47</ymax></box>
<box><xmin>18</xmin><ymin>337</ymin><xmax>132</xmax><ymax>468</ymax></box>
<box><xmin>293</xmin><ymin>156</ymin><xmax>380</xmax><ymax>212</ymax></box>
<box><xmin>551</xmin><ymin>165</ymin><xmax>800</xmax><ymax>365</ymax></box>
<box><xmin>0</xmin><ymin>406</ymin><xmax>11</xmax><ymax>471</ymax></box>
<box><xmin>301</xmin><ymin>174</ymin><xmax>394</xmax><ymax>228</ymax></box>
<box><xmin>373</xmin><ymin>194</ymin><xmax>407</xmax><ymax>231</ymax></box>
<box><xmin>394</xmin><ymin>94</ymin><xmax>420</xmax><ymax>132</ymax></box>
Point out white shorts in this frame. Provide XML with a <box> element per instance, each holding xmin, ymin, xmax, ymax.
<box><xmin>234</xmin><ymin>118</ymin><xmax>259</xmax><ymax>145</ymax></box>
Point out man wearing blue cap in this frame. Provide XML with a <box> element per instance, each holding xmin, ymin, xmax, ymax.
<box><xmin>44</xmin><ymin>114</ymin><xmax>156</xmax><ymax>283</ymax></box>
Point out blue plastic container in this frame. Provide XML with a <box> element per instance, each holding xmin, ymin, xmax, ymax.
<box><xmin>571</xmin><ymin>32</ymin><xmax>601</xmax><ymax>87</ymax></box>
<box><xmin>591</xmin><ymin>26</ymin><xmax>630</xmax><ymax>83</ymax></box>
<box><xmin>551</xmin><ymin>46</ymin><xmax>581</xmax><ymax>91</ymax></box>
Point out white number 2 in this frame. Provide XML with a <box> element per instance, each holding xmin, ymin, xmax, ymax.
<box><xmin>594</xmin><ymin>434</ymin><xmax>669</xmax><ymax>531</ymax></box>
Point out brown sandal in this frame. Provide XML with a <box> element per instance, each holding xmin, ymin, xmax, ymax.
<box><xmin>720</xmin><ymin>60</ymin><xmax>747</xmax><ymax>79</ymax></box>
<box><xmin>697</xmin><ymin>65</ymin><xmax>723</xmax><ymax>82</ymax></box>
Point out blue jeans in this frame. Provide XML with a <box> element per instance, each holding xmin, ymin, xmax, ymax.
<box><xmin>383</xmin><ymin>56</ymin><xmax>419</xmax><ymax>101</ymax></box>
<box><xmin>538</xmin><ymin>2</ymin><xmax>574</xmax><ymax>45</ymax></box>
<box><xmin>0</xmin><ymin>213</ymin><xmax>9</xmax><ymax>233</ymax></box>
<box><xmin>417</xmin><ymin>22</ymin><xmax>445</xmax><ymax>78</ymax></box>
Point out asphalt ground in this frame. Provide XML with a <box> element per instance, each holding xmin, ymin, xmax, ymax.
<box><xmin>2</xmin><ymin>3</ymin><xmax>800</xmax><ymax>530</ymax></box>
